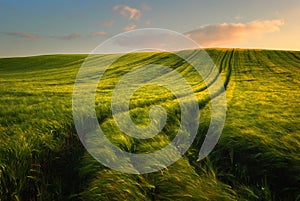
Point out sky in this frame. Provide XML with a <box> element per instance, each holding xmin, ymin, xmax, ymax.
<box><xmin>0</xmin><ymin>0</ymin><xmax>299</xmax><ymax>57</ymax></box>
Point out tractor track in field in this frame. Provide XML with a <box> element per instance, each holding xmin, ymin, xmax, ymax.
<box><xmin>273</xmin><ymin>51</ymin><xmax>300</xmax><ymax>74</ymax></box>
<box><xmin>99</xmin><ymin>49</ymin><xmax>235</xmax><ymax>125</ymax></box>
<box><xmin>268</xmin><ymin>51</ymin><xmax>299</xmax><ymax>74</ymax></box>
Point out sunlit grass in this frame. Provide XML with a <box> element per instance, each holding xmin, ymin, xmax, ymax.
<box><xmin>0</xmin><ymin>50</ymin><xmax>299</xmax><ymax>200</ymax></box>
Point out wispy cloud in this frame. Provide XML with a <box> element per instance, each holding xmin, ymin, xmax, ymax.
<box><xmin>113</xmin><ymin>5</ymin><xmax>141</xmax><ymax>20</ymax></box>
<box><xmin>234</xmin><ymin>15</ymin><xmax>243</xmax><ymax>20</ymax></box>
<box><xmin>185</xmin><ymin>19</ymin><xmax>284</xmax><ymax>47</ymax></box>
<box><xmin>57</xmin><ymin>32</ymin><xmax>81</xmax><ymax>40</ymax></box>
<box><xmin>2</xmin><ymin>31</ymin><xmax>109</xmax><ymax>40</ymax></box>
<box><xmin>123</xmin><ymin>24</ymin><xmax>137</xmax><ymax>31</ymax></box>
<box><xmin>1</xmin><ymin>32</ymin><xmax>39</xmax><ymax>39</ymax></box>
<box><xmin>89</xmin><ymin>31</ymin><xmax>107</xmax><ymax>36</ymax></box>
<box><xmin>103</xmin><ymin>20</ymin><xmax>115</xmax><ymax>27</ymax></box>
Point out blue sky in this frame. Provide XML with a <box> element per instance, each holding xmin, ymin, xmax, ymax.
<box><xmin>0</xmin><ymin>0</ymin><xmax>299</xmax><ymax>57</ymax></box>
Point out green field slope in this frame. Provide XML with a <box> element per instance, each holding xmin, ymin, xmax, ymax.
<box><xmin>0</xmin><ymin>49</ymin><xmax>299</xmax><ymax>201</ymax></box>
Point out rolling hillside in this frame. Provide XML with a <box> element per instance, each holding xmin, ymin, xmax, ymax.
<box><xmin>0</xmin><ymin>49</ymin><xmax>299</xmax><ymax>201</ymax></box>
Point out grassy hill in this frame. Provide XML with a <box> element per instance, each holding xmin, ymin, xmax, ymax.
<box><xmin>0</xmin><ymin>49</ymin><xmax>299</xmax><ymax>201</ymax></box>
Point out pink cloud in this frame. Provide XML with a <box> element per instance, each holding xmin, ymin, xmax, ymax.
<box><xmin>185</xmin><ymin>19</ymin><xmax>284</xmax><ymax>47</ymax></box>
<box><xmin>90</xmin><ymin>31</ymin><xmax>107</xmax><ymax>36</ymax></box>
<box><xmin>113</xmin><ymin>5</ymin><xmax>121</xmax><ymax>11</ymax></box>
<box><xmin>103</xmin><ymin>20</ymin><xmax>115</xmax><ymax>27</ymax></box>
<box><xmin>2</xmin><ymin>32</ymin><xmax>39</xmax><ymax>39</ymax></box>
<box><xmin>113</xmin><ymin>4</ymin><xmax>141</xmax><ymax>20</ymax></box>
<box><xmin>123</xmin><ymin>24</ymin><xmax>136</xmax><ymax>31</ymax></box>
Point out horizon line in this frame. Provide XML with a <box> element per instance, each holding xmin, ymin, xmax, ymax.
<box><xmin>0</xmin><ymin>47</ymin><xmax>299</xmax><ymax>59</ymax></box>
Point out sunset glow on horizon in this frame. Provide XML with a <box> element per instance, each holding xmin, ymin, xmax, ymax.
<box><xmin>0</xmin><ymin>0</ymin><xmax>299</xmax><ymax>57</ymax></box>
